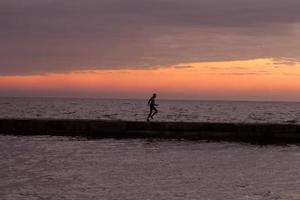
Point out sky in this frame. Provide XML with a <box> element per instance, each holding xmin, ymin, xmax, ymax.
<box><xmin>1</xmin><ymin>0</ymin><xmax>300</xmax><ymax>101</ymax></box>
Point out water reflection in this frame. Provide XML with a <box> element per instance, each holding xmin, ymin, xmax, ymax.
<box><xmin>1</xmin><ymin>135</ymin><xmax>300</xmax><ymax>200</ymax></box>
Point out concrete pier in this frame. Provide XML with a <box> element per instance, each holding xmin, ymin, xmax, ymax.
<box><xmin>0</xmin><ymin>118</ymin><xmax>300</xmax><ymax>142</ymax></box>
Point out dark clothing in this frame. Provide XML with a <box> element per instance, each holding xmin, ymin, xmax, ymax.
<box><xmin>149</xmin><ymin>104</ymin><xmax>157</xmax><ymax>112</ymax></box>
<box><xmin>148</xmin><ymin>97</ymin><xmax>156</xmax><ymax>107</ymax></box>
<box><xmin>147</xmin><ymin>96</ymin><xmax>158</xmax><ymax>121</ymax></box>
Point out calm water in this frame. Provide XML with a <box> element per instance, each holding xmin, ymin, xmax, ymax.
<box><xmin>0</xmin><ymin>97</ymin><xmax>300</xmax><ymax>123</ymax></box>
<box><xmin>1</xmin><ymin>135</ymin><xmax>300</xmax><ymax>200</ymax></box>
<box><xmin>1</xmin><ymin>98</ymin><xmax>300</xmax><ymax>199</ymax></box>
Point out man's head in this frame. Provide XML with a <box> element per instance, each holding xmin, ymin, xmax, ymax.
<box><xmin>153</xmin><ymin>93</ymin><xmax>157</xmax><ymax>98</ymax></box>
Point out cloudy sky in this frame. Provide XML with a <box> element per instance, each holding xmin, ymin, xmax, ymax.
<box><xmin>1</xmin><ymin>0</ymin><xmax>300</xmax><ymax>100</ymax></box>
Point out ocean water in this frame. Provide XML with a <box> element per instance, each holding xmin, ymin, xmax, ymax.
<box><xmin>1</xmin><ymin>135</ymin><xmax>300</xmax><ymax>200</ymax></box>
<box><xmin>1</xmin><ymin>97</ymin><xmax>300</xmax><ymax>200</ymax></box>
<box><xmin>0</xmin><ymin>97</ymin><xmax>300</xmax><ymax>123</ymax></box>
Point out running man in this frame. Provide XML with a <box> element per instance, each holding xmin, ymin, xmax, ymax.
<box><xmin>147</xmin><ymin>93</ymin><xmax>158</xmax><ymax>121</ymax></box>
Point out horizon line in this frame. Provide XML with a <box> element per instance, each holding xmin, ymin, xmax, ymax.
<box><xmin>0</xmin><ymin>95</ymin><xmax>299</xmax><ymax>104</ymax></box>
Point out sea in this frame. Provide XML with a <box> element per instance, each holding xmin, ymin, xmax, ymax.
<box><xmin>1</xmin><ymin>97</ymin><xmax>300</xmax><ymax>200</ymax></box>
<box><xmin>0</xmin><ymin>97</ymin><xmax>300</xmax><ymax>123</ymax></box>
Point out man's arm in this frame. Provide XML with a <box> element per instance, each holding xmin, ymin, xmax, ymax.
<box><xmin>147</xmin><ymin>98</ymin><xmax>151</xmax><ymax>105</ymax></box>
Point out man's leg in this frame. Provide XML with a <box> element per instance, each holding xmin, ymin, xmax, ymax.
<box><xmin>147</xmin><ymin>108</ymin><xmax>153</xmax><ymax>121</ymax></box>
<box><xmin>151</xmin><ymin>107</ymin><xmax>158</xmax><ymax>119</ymax></box>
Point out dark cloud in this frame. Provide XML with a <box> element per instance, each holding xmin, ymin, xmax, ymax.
<box><xmin>1</xmin><ymin>0</ymin><xmax>300</xmax><ymax>75</ymax></box>
<box><xmin>173</xmin><ymin>65</ymin><xmax>193</xmax><ymax>69</ymax></box>
<box><xmin>272</xmin><ymin>58</ymin><xmax>300</xmax><ymax>66</ymax></box>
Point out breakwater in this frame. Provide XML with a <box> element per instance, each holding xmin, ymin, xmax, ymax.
<box><xmin>0</xmin><ymin>118</ymin><xmax>300</xmax><ymax>142</ymax></box>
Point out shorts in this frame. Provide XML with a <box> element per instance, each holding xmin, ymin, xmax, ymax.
<box><xmin>150</xmin><ymin>105</ymin><xmax>157</xmax><ymax>112</ymax></box>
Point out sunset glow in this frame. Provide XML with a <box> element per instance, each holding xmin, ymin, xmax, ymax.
<box><xmin>2</xmin><ymin>0</ymin><xmax>300</xmax><ymax>101</ymax></box>
<box><xmin>1</xmin><ymin>58</ymin><xmax>299</xmax><ymax>101</ymax></box>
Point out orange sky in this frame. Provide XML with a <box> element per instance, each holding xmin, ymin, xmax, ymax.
<box><xmin>1</xmin><ymin>58</ymin><xmax>300</xmax><ymax>101</ymax></box>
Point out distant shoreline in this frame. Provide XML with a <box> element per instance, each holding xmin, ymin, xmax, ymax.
<box><xmin>1</xmin><ymin>118</ymin><xmax>300</xmax><ymax>143</ymax></box>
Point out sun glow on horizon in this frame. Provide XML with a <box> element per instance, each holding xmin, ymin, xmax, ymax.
<box><xmin>1</xmin><ymin>58</ymin><xmax>300</xmax><ymax>101</ymax></box>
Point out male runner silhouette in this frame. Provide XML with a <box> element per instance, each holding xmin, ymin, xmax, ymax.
<box><xmin>147</xmin><ymin>93</ymin><xmax>158</xmax><ymax>121</ymax></box>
